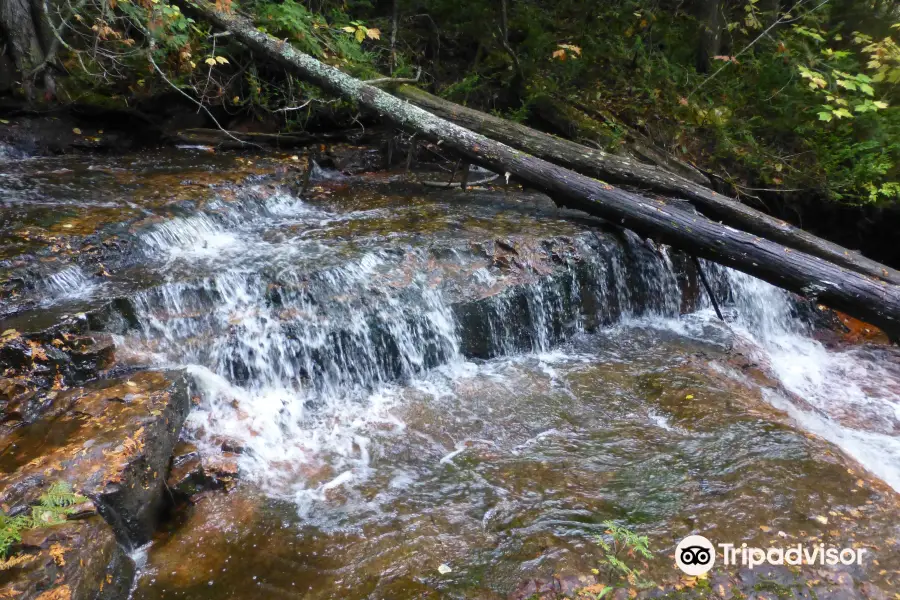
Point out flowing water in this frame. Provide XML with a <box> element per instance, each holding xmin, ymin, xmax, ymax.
<box><xmin>2</xmin><ymin>148</ymin><xmax>900</xmax><ymax>597</ymax></box>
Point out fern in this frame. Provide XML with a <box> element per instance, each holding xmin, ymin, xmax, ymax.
<box><xmin>39</xmin><ymin>482</ymin><xmax>87</xmax><ymax>509</ymax></box>
<box><xmin>0</xmin><ymin>482</ymin><xmax>87</xmax><ymax>559</ymax></box>
<box><xmin>587</xmin><ymin>520</ymin><xmax>656</xmax><ymax>592</ymax></box>
<box><xmin>30</xmin><ymin>482</ymin><xmax>88</xmax><ymax>528</ymax></box>
<box><xmin>0</xmin><ymin>513</ymin><xmax>28</xmax><ymax>560</ymax></box>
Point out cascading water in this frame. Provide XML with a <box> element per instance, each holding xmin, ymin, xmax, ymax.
<box><xmin>120</xmin><ymin>184</ymin><xmax>701</xmax><ymax>505</ymax></box>
<box><xmin>6</xmin><ymin>150</ymin><xmax>900</xmax><ymax>597</ymax></box>
<box><xmin>703</xmin><ymin>269</ymin><xmax>900</xmax><ymax>491</ymax></box>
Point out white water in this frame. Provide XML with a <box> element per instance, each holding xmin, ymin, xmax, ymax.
<box><xmin>40</xmin><ymin>265</ymin><xmax>101</xmax><ymax>304</ymax></box>
<box><xmin>711</xmin><ymin>270</ymin><xmax>900</xmax><ymax>491</ymax></box>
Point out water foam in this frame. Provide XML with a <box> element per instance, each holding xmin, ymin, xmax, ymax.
<box><xmin>41</xmin><ymin>265</ymin><xmax>100</xmax><ymax>304</ymax></box>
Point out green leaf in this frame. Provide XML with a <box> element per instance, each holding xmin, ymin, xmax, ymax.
<box><xmin>859</xmin><ymin>83</ymin><xmax>875</xmax><ymax>96</ymax></box>
<box><xmin>818</xmin><ymin>111</ymin><xmax>834</xmax><ymax>122</ymax></box>
<box><xmin>833</xmin><ymin>107</ymin><xmax>854</xmax><ymax>119</ymax></box>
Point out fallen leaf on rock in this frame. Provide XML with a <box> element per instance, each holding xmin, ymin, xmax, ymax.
<box><xmin>438</xmin><ymin>564</ymin><xmax>452</xmax><ymax>574</ymax></box>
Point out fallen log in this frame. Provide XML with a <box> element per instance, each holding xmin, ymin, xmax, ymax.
<box><xmin>188</xmin><ymin>0</ymin><xmax>900</xmax><ymax>338</ymax></box>
<box><xmin>389</xmin><ymin>84</ymin><xmax>900</xmax><ymax>286</ymax></box>
<box><xmin>529</xmin><ymin>94</ymin><xmax>711</xmax><ymax>187</ymax></box>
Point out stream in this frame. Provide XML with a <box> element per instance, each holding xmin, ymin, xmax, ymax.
<box><xmin>2</xmin><ymin>146</ymin><xmax>899</xmax><ymax>598</ymax></box>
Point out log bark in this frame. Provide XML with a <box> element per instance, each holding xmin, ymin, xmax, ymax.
<box><xmin>389</xmin><ymin>84</ymin><xmax>900</xmax><ymax>286</ymax></box>
<box><xmin>187</xmin><ymin>0</ymin><xmax>900</xmax><ymax>339</ymax></box>
<box><xmin>529</xmin><ymin>94</ymin><xmax>711</xmax><ymax>186</ymax></box>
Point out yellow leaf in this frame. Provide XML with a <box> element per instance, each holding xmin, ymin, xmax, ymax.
<box><xmin>552</xmin><ymin>49</ymin><xmax>566</xmax><ymax>61</ymax></box>
<box><xmin>215</xmin><ymin>56</ymin><xmax>229</xmax><ymax>64</ymax></box>
<box><xmin>355</xmin><ymin>28</ymin><xmax>365</xmax><ymax>43</ymax></box>
<box><xmin>760</xmin><ymin>525</ymin><xmax>771</xmax><ymax>532</ymax></box>
<box><xmin>813</xmin><ymin>515</ymin><xmax>829</xmax><ymax>525</ymax></box>
<box><xmin>205</xmin><ymin>57</ymin><xmax>216</xmax><ymax>66</ymax></box>
<box><xmin>685</xmin><ymin>394</ymin><xmax>694</xmax><ymax>400</ymax></box>
<box><xmin>72</xmin><ymin>128</ymin><xmax>82</xmax><ymax>135</ymax></box>
<box><xmin>342</xmin><ymin>26</ymin><xmax>356</xmax><ymax>33</ymax></box>
<box><xmin>366</xmin><ymin>27</ymin><xmax>381</xmax><ymax>40</ymax></box>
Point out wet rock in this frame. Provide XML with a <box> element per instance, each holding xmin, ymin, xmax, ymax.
<box><xmin>0</xmin><ymin>370</ymin><xmax>191</xmax><ymax>546</ymax></box>
<box><xmin>0</xmin><ymin>516</ymin><xmax>133</xmax><ymax>600</ymax></box>
<box><xmin>860</xmin><ymin>582</ymin><xmax>890</xmax><ymax>600</ymax></box>
<box><xmin>166</xmin><ymin>441</ymin><xmax>205</xmax><ymax>498</ymax></box>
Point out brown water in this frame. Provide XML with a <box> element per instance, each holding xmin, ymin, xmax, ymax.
<box><xmin>130</xmin><ymin>327</ymin><xmax>900</xmax><ymax>598</ymax></box>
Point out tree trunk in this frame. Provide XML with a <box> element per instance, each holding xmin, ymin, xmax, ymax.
<box><xmin>694</xmin><ymin>0</ymin><xmax>724</xmax><ymax>73</ymax></box>
<box><xmin>390</xmin><ymin>84</ymin><xmax>900</xmax><ymax>286</ymax></box>
<box><xmin>0</xmin><ymin>0</ymin><xmax>46</xmax><ymax>98</ymax></box>
<box><xmin>187</xmin><ymin>0</ymin><xmax>900</xmax><ymax>339</ymax></box>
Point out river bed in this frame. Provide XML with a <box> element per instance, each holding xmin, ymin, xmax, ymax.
<box><xmin>1</xmin><ymin>146</ymin><xmax>899</xmax><ymax>598</ymax></box>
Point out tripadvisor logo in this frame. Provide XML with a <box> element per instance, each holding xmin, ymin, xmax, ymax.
<box><xmin>675</xmin><ymin>535</ymin><xmax>716</xmax><ymax>576</ymax></box>
<box><xmin>674</xmin><ymin>534</ymin><xmax>868</xmax><ymax>575</ymax></box>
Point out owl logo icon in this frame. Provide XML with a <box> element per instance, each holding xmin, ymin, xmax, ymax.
<box><xmin>675</xmin><ymin>535</ymin><xmax>716</xmax><ymax>576</ymax></box>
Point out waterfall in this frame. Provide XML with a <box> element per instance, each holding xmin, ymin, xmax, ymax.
<box><xmin>116</xmin><ymin>184</ymin><xmax>900</xmax><ymax>500</ymax></box>
<box><xmin>707</xmin><ymin>268</ymin><xmax>900</xmax><ymax>491</ymax></box>
<box><xmin>120</xmin><ymin>187</ymin><xmax>702</xmax><ymax>500</ymax></box>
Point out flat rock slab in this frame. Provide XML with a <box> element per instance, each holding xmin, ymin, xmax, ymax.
<box><xmin>0</xmin><ymin>515</ymin><xmax>133</xmax><ymax>600</ymax></box>
<box><xmin>0</xmin><ymin>369</ymin><xmax>191</xmax><ymax>546</ymax></box>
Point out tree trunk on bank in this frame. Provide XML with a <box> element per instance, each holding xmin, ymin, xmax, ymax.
<box><xmin>0</xmin><ymin>0</ymin><xmax>53</xmax><ymax>100</ymax></box>
<box><xmin>694</xmin><ymin>0</ymin><xmax>724</xmax><ymax>73</ymax></box>
<box><xmin>187</xmin><ymin>0</ymin><xmax>900</xmax><ymax>338</ymax></box>
<box><xmin>389</xmin><ymin>84</ymin><xmax>900</xmax><ymax>286</ymax></box>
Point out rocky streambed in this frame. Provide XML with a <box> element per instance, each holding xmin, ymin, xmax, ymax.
<box><xmin>1</xmin><ymin>143</ymin><xmax>899</xmax><ymax>599</ymax></box>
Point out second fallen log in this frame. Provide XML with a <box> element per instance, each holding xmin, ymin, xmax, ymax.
<box><xmin>389</xmin><ymin>84</ymin><xmax>900</xmax><ymax>286</ymax></box>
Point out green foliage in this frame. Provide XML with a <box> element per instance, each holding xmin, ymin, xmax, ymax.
<box><xmin>0</xmin><ymin>482</ymin><xmax>87</xmax><ymax>560</ymax></box>
<box><xmin>589</xmin><ymin>520</ymin><xmax>655</xmax><ymax>592</ymax></box>
<box><xmin>254</xmin><ymin>0</ymin><xmax>325</xmax><ymax>57</ymax></box>
<box><xmin>0</xmin><ymin>513</ymin><xmax>29</xmax><ymax>561</ymax></box>
<box><xmin>26</xmin><ymin>0</ymin><xmax>900</xmax><ymax>206</ymax></box>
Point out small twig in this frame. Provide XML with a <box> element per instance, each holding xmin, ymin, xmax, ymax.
<box><xmin>445</xmin><ymin>158</ymin><xmax>462</xmax><ymax>188</ymax></box>
<box><xmin>390</xmin><ymin>0</ymin><xmax>399</xmax><ymax>74</ymax></box>
<box><xmin>405</xmin><ymin>133</ymin><xmax>417</xmax><ymax>172</ymax></box>
<box><xmin>499</xmin><ymin>0</ymin><xmax>521</xmax><ymax>75</ymax></box>
<box><xmin>275</xmin><ymin>99</ymin><xmax>313</xmax><ymax>112</ymax></box>
<box><xmin>692</xmin><ymin>256</ymin><xmax>725</xmax><ymax>321</ymax></box>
